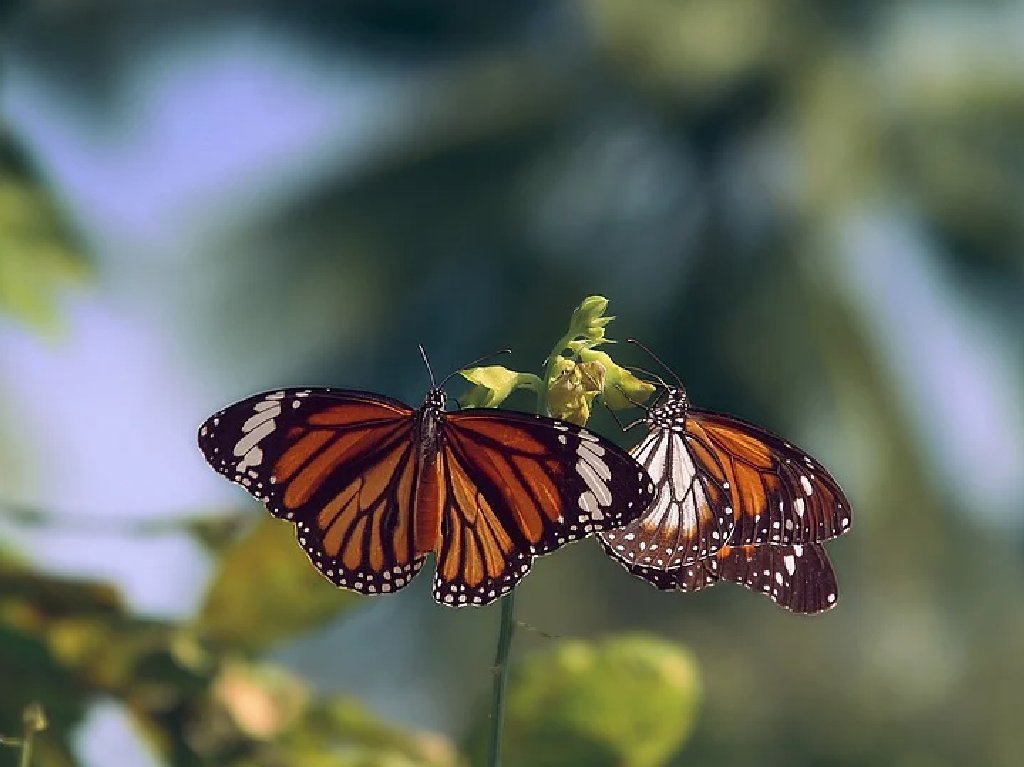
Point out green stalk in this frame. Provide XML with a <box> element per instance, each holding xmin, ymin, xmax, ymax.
<box><xmin>486</xmin><ymin>334</ymin><xmax>571</xmax><ymax>766</ymax></box>
<box><xmin>486</xmin><ymin>591</ymin><xmax>517</xmax><ymax>767</ymax></box>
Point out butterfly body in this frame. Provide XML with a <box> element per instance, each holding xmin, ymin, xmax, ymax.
<box><xmin>601</xmin><ymin>381</ymin><xmax>851</xmax><ymax>614</ymax></box>
<box><xmin>199</xmin><ymin>386</ymin><xmax>654</xmax><ymax>608</ymax></box>
<box><xmin>410</xmin><ymin>387</ymin><xmax>448</xmax><ymax>554</ymax></box>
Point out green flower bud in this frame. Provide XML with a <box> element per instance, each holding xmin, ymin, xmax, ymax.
<box><xmin>548</xmin><ymin>359</ymin><xmax>606</xmax><ymax>426</ymax></box>
<box><xmin>580</xmin><ymin>349</ymin><xmax>656</xmax><ymax>410</ymax></box>
<box><xmin>459</xmin><ymin>366</ymin><xmax>542</xmax><ymax>409</ymax></box>
<box><xmin>567</xmin><ymin>295</ymin><xmax>614</xmax><ymax>345</ymax></box>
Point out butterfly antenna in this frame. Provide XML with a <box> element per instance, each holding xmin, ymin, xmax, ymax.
<box><xmin>439</xmin><ymin>348</ymin><xmax>513</xmax><ymax>388</ymax></box>
<box><xmin>418</xmin><ymin>345</ymin><xmax>437</xmax><ymax>387</ymax></box>
<box><xmin>626</xmin><ymin>339</ymin><xmax>683</xmax><ymax>388</ymax></box>
<box><xmin>622</xmin><ymin>363</ymin><xmax>670</xmax><ymax>393</ymax></box>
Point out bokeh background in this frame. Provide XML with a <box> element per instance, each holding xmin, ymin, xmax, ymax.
<box><xmin>2</xmin><ymin>2</ymin><xmax>1023</xmax><ymax>766</ymax></box>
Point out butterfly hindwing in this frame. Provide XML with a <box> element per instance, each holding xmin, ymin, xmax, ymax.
<box><xmin>432</xmin><ymin>410</ymin><xmax>655</xmax><ymax>606</ymax></box>
<box><xmin>604</xmin><ymin>537</ymin><xmax>719</xmax><ymax>593</ymax></box>
<box><xmin>198</xmin><ymin>388</ymin><xmax>427</xmax><ymax>595</ymax></box>
<box><xmin>613</xmin><ymin>542</ymin><xmax>838</xmax><ymax>614</ymax></box>
<box><xmin>713</xmin><ymin>543</ymin><xmax>839</xmax><ymax>614</ymax></box>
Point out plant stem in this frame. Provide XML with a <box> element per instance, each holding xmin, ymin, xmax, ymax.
<box><xmin>18</xmin><ymin>734</ymin><xmax>32</xmax><ymax>767</ymax></box>
<box><xmin>487</xmin><ymin>591</ymin><xmax>517</xmax><ymax>766</ymax></box>
<box><xmin>486</xmin><ymin>325</ymin><xmax>573</xmax><ymax>765</ymax></box>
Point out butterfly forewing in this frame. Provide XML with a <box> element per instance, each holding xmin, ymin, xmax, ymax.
<box><xmin>198</xmin><ymin>388</ymin><xmax>428</xmax><ymax>595</ymax></box>
<box><xmin>433</xmin><ymin>411</ymin><xmax>654</xmax><ymax>606</ymax></box>
<box><xmin>600</xmin><ymin>410</ymin><xmax>734</xmax><ymax>569</ymax></box>
<box><xmin>687</xmin><ymin>410</ymin><xmax>852</xmax><ymax>547</ymax></box>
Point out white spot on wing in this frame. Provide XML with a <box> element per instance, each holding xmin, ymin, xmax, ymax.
<box><xmin>241</xmin><ymin>404</ymin><xmax>281</xmax><ymax>433</ymax></box>
<box><xmin>783</xmin><ymin>554</ymin><xmax>796</xmax><ymax>575</ymax></box>
<box><xmin>237</xmin><ymin>446</ymin><xmax>263</xmax><ymax>473</ymax></box>
<box><xmin>234</xmin><ymin>418</ymin><xmax>276</xmax><ymax>457</ymax></box>
<box><xmin>800</xmin><ymin>474</ymin><xmax>814</xmax><ymax>496</ymax></box>
<box><xmin>578</xmin><ymin>490</ymin><xmax>598</xmax><ymax>512</ymax></box>
<box><xmin>576</xmin><ymin>440</ymin><xmax>612</xmax><ymax>506</ymax></box>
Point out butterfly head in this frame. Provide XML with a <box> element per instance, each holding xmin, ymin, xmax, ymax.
<box><xmin>423</xmin><ymin>386</ymin><xmax>448</xmax><ymax>413</ymax></box>
<box><xmin>648</xmin><ymin>386</ymin><xmax>688</xmax><ymax>431</ymax></box>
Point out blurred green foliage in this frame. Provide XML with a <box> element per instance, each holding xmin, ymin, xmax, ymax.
<box><xmin>197</xmin><ymin>518</ymin><xmax>363</xmax><ymax>652</ymax></box>
<box><xmin>2</xmin><ymin>525</ymin><xmax>703</xmax><ymax>766</ymax></box>
<box><xmin>0</xmin><ymin>522</ymin><xmax>463</xmax><ymax>767</ymax></box>
<box><xmin>0</xmin><ymin>134</ymin><xmax>86</xmax><ymax>335</ymax></box>
<box><xmin>472</xmin><ymin>635</ymin><xmax>700</xmax><ymax>767</ymax></box>
<box><xmin>2</xmin><ymin>1</ymin><xmax>1023</xmax><ymax>766</ymax></box>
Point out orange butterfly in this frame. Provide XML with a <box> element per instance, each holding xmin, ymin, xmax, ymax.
<box><xmin>600</xmin><ymin>342</ymin><xmax>851</xmax><ymax>613</ymax></box>
<box><xmin>198</xmin><ymin>365</ymin><xmax>654</xmax><ymax>608</ymax></box>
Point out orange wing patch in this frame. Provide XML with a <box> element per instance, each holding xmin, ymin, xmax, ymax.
<box><xmin>702</xmin><ymin>422</ymin><xmax>773</xmax><ymax>468</ymax></box>
<box><xmin>308</xmin><ymin>401</ymin><xmax>411</xmax><ymax>427</ymax></box>
<box><xmin>443</xmin><ymin>450</ymin><xmax>514</xmax><ymax>582</ymax></box>
<box><xmin>281</xmin><ymin>422</ymin><xmax>407</xmax><ymax>509</ymax></box>
<box><xmin>432</xmin><ymin>412</ymin><xmax>656</xmax><ymax>608</ymax></box>
<box><xmin>274</xmin><ymin>429</ymin><xmax>334</xmax><ymax>483</ymax></box>
<box><xmin>448</xmin><ymin>418</ymin><xmax>550</xmax><ymax>455</ymax></box>
<box><xmin>446</xmin><ymin>421</ymin><xmax>566</xmax><ymax>540</ymax></box>
<box><xmin>689</xmin><ymin>409</ymin><xmax>852</xmax><ymax>546</ymax></box>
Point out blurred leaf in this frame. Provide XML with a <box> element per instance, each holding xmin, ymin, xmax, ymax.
<box><xmin>0</xmin><ymin>623</ymin><xmax>84</xmax><ymax>767</ymax></box>
<box><xmin>0</xmin><ymin>564</ymin><xmax>123</xmax><ymax>766</ymax></box>
<box><xmin>186</xmin><ymin>663</ymin><xmax>459</xmax><ymax>767</ymax></box>
<box><xmin>212</xmin><ymin>660</ymin><xmax>310</xmax><ymax>741</ymax></box>
<box><xmin>474</xmin><ymin>634</ymin><xmax>699</xmax><ymax>767</ymax></box>
<box><xmin>197</xmin><ymin>517</ymin><xmax>363</xmax><ymax>651</ymax></box>
<box><xmin>583</xmin><ymin>0</ymin><xmax>789</xmax><ymax>99</ymax></box>
<box><xmin>0</xmin><ymin>136</ymin><xmax>87</xmax><ymax>333</ymax></box>
<box><xmin>290</xmin><ymin>696</ymin><xmax>460</xmax><ymax>767</ymax></box>
<box><xmin>0</xmin><ymin>565</ymin><xmax>124</xmax><ymax>627</ymax></box>
<box><xmin>178</xmin><ymin>512</ymin><xmax>253</xmax><ymax>554</ymax></box>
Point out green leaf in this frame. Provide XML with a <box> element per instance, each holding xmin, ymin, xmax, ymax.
<box><xmin>196</xmin><ymin>517</ymin><xmax>363</xmax><ymax>651</ymax></box>
<box><xmin>0</xmin><ymin>563</ymin><xmax>130</xmax><ymax>767</ymax></box>
<box><xmin>481</xmin><ymin>634</ymin><xmax>700</xmax><ymax>767</ymax></box>
<box><xmin>0</xmin><ymin>137</ymin><xmax>88</xmax><ymax>334</ymax></box>
<box><xmin>290</xmin><ymin>696</ymin><xmax>460</xmax><ymax>767</ymax></box>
